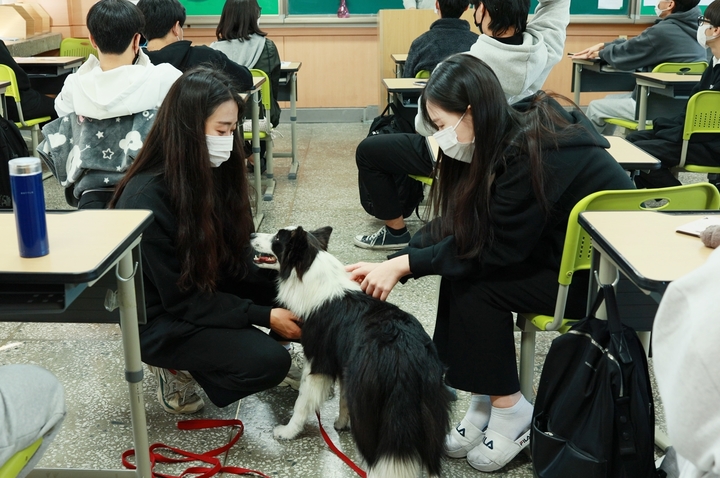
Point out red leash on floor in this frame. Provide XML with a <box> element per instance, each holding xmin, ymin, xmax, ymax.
<box><xmin>316</xmin><ymin>412</ymin><xmax>367</xmax><ymax>478</ymax></box>
<box><xmin>122</xmin><ymin>418</ymin><xmax>271</xmax><ymax>478</ymax></box>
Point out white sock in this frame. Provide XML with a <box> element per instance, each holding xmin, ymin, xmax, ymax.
<box><xmin>487</xmin><ymin>395</ymin><xmax>533</xmax><ymax>440</ymax></box>
<box><xmin>464</xmin><ymin>394</ymin><xmax>491</xmax><ymax>431</ymax></box>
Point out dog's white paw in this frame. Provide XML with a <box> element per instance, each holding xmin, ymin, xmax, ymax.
<box><xmin>274</xmin><ymin>424</ymin><xmax>299</xmax><ymax>440</ymax></box>
<box><xmin>334</xmin><ymin>416</ymin><xmax>350</xmax><ymax>431</ymax></box>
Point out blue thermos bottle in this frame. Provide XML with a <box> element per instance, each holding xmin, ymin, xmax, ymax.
<box><xmin>9</xmin><ymin>157</ymin><xmax>49</xmax><ymax>258</ymax></box>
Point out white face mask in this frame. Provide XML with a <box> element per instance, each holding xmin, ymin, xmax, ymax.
<box><xmin>432</xmin><ymin>110</ymin><xmax>475</xmax><ymax>163</ymax></box>
<box><xmin>654</xmin><ymin>4</ymin><xmax>670</xmax><ymax>17</ymax></box>
<box><xmin>206</xmin><ymin>134</ymin><xmax>234</xmax><ymax>167</ymax></box>
<box><xmin>697</xmin><ymin>25</ymin><xmax>720</xmax><ymax>48</ymax></box>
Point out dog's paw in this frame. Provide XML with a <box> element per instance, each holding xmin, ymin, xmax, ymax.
<box><xmin>334</xmin><ymin>416</ymin><xmax>350</xmax><ymax>431</ymax></box>
<box><xmin>274</xmin><ymin>424</ymin><xmax>299</xmax><ymax>440</ymax></box>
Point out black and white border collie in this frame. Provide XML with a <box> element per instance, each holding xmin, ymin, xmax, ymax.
<box><xmin>250</xmin><ymin>226</ymin><xmax>452</xmax><ymax>478</ymax></box>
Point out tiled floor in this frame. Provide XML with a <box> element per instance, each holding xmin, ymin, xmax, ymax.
<box><xmin>2</xmin><ymin>122</ymin><xmax>681</xmax><ymax>477</ymax></box>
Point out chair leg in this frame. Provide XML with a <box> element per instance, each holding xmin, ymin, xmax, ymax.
<box><xmin>519</xmin><ymin>329</ymin><xmax>536</xmax><ymax>402</ymax></box>
<box><xmin>265</xmin><ymin>135</ymin><xmax>274</xmax><ymax>179</ymax></box>
<box><xmin>31</xmin><ymin>125</ymin><xmax>39</xmax><ymax>157</ymax></box>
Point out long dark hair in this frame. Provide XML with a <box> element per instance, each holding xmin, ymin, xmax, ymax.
<box><xmin>110</xmin><ymin>67</ymin><xmax>253</xmax><ymax>294</ymax></box>
<box><xmin>420</xmin><ymin>54</ymin><xmax>572</xmax><ymax>260</ymax></box>
<box><xmin>216</xmin><ymin>0</ymin><xmax>266</xmax><ymax>42</ymax></box>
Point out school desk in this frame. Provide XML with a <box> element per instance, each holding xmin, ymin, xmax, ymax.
<box><xmin>0</xmin><ymin>80</ymin><xmax>9</xmax><ymax>120</ymax></box>
<box><xmin>383</xmin><ymin>77</ymin><xmax>425</xmax><ymax>107</ymax></box>
<box><xmin>579</xmin><ymin>209</ymin><xmax>719</xmax><ymax>451</ymax></box>
<box><xmin>633</xmin><ymin>72</ymin><xmax>701</xmax><ymax>131</ymax></box>
<box><xmin>392</xmin><ymin>53</ymin><xmax>407</xmax><ymax>77</ymax></box>
<box><xmin>0</xmin><ymin>209</ymin><xmax>154</xmax><ymax>478</ymax></box>
<box><xmin>605</xmin><ymin>134</ymin><xmax>660</xmax><ymax>172</ymax></box>
<box><xmin>571</xmin><ymin>57</ymin><xmax>636</xmax><ymax>106</ymax></box>
<box><xmin>275</xmin><ymin>61</ymin><xmax>302</xmax><ymax>180</ymax></box>
<box><xmin>13</xmin><ymin>56</ymin><xmax>83</xmax><ymax>78</ymax></box>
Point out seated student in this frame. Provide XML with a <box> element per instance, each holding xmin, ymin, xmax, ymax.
<box><xmin>573</xmin><ymin>0</ymin><xmax>706</xmax><ymax>133</ymax></box>
<box><xmin>110</xmin><ymin>67</ymin><xmax>301</xmax><ymax>414</ymax></box>
<box><xmin>347</xmin><ymin>54</ymin><xmax>634</xmax><ymax>473</ymax></box>
<box><xmin>627</xmin><ymin>0</ymin><xmax>720</xmax><ymax>190</ymax></box>
<box><xmin>52</xmin><ymin>0</ymin><xmax>181</xmax><ymax>208</ymax></box>
<box><xmin>211</xmin><ymin>0</ymin><xmax>282</xmax><ymax>129</ymax></box>
<box><xmin>0</xmin><ymin>365</ymin><xmax>66</xmax><ymax>478</ymax></box>
<box><xmin>0</xmin><ymin>40</ymin><xmax>57</xmax><ymax>123</ymax></box>
<box><xmin>402</xmin><ymin>0</ymin><xmax>479</xmax><ymax>79</ymax></box>
<box><xmin>404</xmin><ymin>0</ymin><xmax>436</xmax><ymax>8</ymax></box>
<box><xmin>354</xmin><ymin>0</ymin><xmax>569</xmax><ymax>250</ymax></box>
<box><xmin>137</xmin><ymin>0</ymin><xmax>253</xmax><ymax>92</ymax></box>
<box><xmin>652</xmin><ymin>240</ymin><xmax>720</xmax><ymax>477</ymax></box>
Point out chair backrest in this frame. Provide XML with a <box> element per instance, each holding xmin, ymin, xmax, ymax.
<box><xmin>0</xmin><ymin>437</ymin><xmax>42</xmax><ymax>478</ymax></box>
<box><xmin>249</xmin><ymin>69</ymin><xmax>271</xmax><ymax>114</ymax></box>
<box><xmin>557</xmin><ymin>183</ymin><xmax>720</xmax><ymax>286</ymax></box>
<box><xmin>652</xmin><ymin>61</ymin><xmax>708</xmax><ymax>74</ymax></box>
<box><xmin>0</xmin><ymin>64</ymin><xmax>21</xmax><ymax>102</ymax></box>
<box><xmin>59</xmin><ymin>37</ymin><xmax>97</xmax><ymax>61</ymax></box>
<box><xmin>682</xmin><ymin>90</ymin><xmax>720</xmax><ymax>141</ymax></box>
<box><xmin>415</xmin><ymin>69</ymin><xmax>431</xmax><ymax>79</ymax></box>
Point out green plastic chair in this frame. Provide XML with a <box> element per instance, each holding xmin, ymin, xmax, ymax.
<box><xmin>0</xmin><ymin>64</ymin><xmax>52</xmax><ymax>156</ymax></box>
<box><xmin>604</xmin><ymin>61</ymin><xmax>709</xmax><ymax>134</ymax></box>
<box><xmin>59</xmin><ymin>37</ymin><xmax>97</xmax><ymax>61</ymax></box>
<box><xmin>516</xmin><ymin>182</ymin><xmax>720</xmax><ymax>400</ymax></box>
<box><xmin>415</xmin><ymin>70</ymin><xmax>431</xmax><ymax>79</ymax></box>
<box><xmin>677</xmin><ymin>90</ymin><xmax>720</xmax><ymax>177</ymax></box>
<box><xmin>0</xmin><ymin>438</ymin><xmax>42</xmax><ymax>478</ymax></box>
<box><xmin>243</xmin><ymin>69</ymin><xmax>274</xmax><ymax>185</ymax></box>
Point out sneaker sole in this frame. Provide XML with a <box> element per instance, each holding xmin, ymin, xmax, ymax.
<box><xmin>352</xmin><ymin>238</ymin><xmax>409</xmax><ymax>250</ymax></box>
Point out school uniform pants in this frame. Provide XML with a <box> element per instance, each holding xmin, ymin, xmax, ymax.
<box><xmin>355</xmin><ymin>132</ymin><xmax>433</xmax><ymax>220</ymax></box>
<box><xmin>627</xmin><ymin>129</ymin><xmax>720</xmax><ymax>189</ymax></box>
<box><xmin>433</xmin><ymin>265</ymin><xmax>590</xmax><ymax>396</ymax></box>
<box><xmin>138</xmin><ymin>268</ymin><xmax>290</xmax><ymax>408</ymax></box>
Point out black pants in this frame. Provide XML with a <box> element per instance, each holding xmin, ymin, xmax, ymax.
<box><xmin>138</xmin><ymin>268</ymin><xmax>290</xmax><ymax>408</ymax></box>
<box><xmin>355</xmin><ymin>133</ymin><xmax>433</xmax><ymax>220</ymax></box>
<box><xmin>6</xmin><ymin>89</ymin><xmax>57</xmax><ymax>124</ymax></box>
<box><xmin>627</xmin><ymin>129</ymin><xmax>720</xmax><ymax>189</ymax></box>
<box><xmin>434</xmin><ymin>266</ymin><xmax>590</xmax><ymax>396</ymax></box>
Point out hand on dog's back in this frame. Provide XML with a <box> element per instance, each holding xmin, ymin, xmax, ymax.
<box><xmin>345</xmin><ymin>256</ymin><xmax>410</xmax><ymax>301</ymax></box>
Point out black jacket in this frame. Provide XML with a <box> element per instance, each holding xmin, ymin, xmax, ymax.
<box><xmin>0</xmin><ymin>40</ymin><xmax>50</xmax><ymax>118</ymax></box>
<box><xmin>403</xmin><ymin>18</ymin><xmax>478</xmax><ymax>78</ymax></box>
<box><xmin>143</xmin><ymin>41</ymin><xmax>253</xmax><ymax>91</ymax></box>
<box><xmin>251</xmin><ymin>39</ymin><xmax>281</xmax><ymax>127</ymax></box>
<box><xmin>395</xmin><ymin>95</ymin><xmax>635</xmax><ymax>281</ymax></box>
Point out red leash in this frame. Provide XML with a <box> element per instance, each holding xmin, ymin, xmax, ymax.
<box><xmin>316</xmin><ymin>412</ymin><xmax>367</xmax><ymax>478</ymax></box>
<box><xmin>122</xmin><ymin>419</ymin><xmax>271</xmax><ymax>478</ymax></box>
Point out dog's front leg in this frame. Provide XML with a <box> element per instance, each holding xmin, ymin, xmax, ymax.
<box><xmin>275</xmin><ymin>364</ymin><xmax>333</xmax><ymax>439</ymax></box>
<box><xmin>334</xmin><ymin>379</ymin><xmax>350</xmax><ymax>431</ymax></box>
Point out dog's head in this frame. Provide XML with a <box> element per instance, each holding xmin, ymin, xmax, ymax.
<box><xmin>250</xmin><ymin>226</ymin><xmax>332</xmax><ymax>280</ymax></box>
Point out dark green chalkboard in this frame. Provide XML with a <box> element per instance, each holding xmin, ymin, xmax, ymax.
<box><xmin>180</xmin><ymin>0</ymin><xmax>279</xmax><ymax>16</ymax></box>
<box><xmin>288</xmin><ymin>0</ymin><xmax>404</xmax><ymax>15</ymax></box>
<box><xmin>530</xmin><ymin>0</ymin><xmax>630</xmax><ymax>15</ymax></box>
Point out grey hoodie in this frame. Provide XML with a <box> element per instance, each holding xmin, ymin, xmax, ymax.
<box><xmin>416</xmin><ymin>0</ymin><xmax>569</xmax><ymax>135</ymax></box>
<box><xmin>211</xmin><ymin>35</ymin><xmax>266</xmax><ymax>69</ymax></box>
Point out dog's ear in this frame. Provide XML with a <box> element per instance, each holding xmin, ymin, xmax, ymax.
<box><xmin>309</xmin><ymin>226</ymin><xmax>332</xmax><ymax>251</ymax></box>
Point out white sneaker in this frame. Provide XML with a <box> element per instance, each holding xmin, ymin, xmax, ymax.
<box><xmin>466</xmin><ymin>427</ymin><xmax>531</xmax><ymax>472</ymax></box>
<box><xmin>148</xmin><ymin>365</ymin><xmax>204</xmax><ymax>414</ymax></box>
<box><xmin>445</xmin><ymin>418</ymin><xmax>486</xmax><ymax>458</ymax></box>
<box><xmin>278</xmin><ymin>344</ymin><xmax>304</xmax><ymax>390</ymax></box>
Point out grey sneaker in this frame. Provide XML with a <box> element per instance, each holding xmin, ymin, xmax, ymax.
<box><xmin>148</xmin><ymin>365</ymin><xmax>205</xmax><ymax>414</ymax></box>
<box><xmin>354</xmin><ymin>225</ymin><xmax>411</xmax><ymax>250</ymax></box>
<box><xmin>279</xmin><ymin>344</ymin><xmax>305</xmax><ymax>390</ymax></box>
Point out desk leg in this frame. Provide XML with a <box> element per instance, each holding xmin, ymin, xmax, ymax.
<box><xmin>637</xmin><ymin>85</ymin><xmax>648</xmax><ymax>131</ymax></box>
<box><xmin>117</xmin><ymin>250</ymin><xmax>151</xmax><ymax>478</ymax></box>
<box><xmin>288</xmin><ymin>72</ymin><xmax>299</xmax><ymax>180</ymax></box>
<box><xmin>251</xmin><ymin>90</ymin><xmax>264</xmax><ymax>230</ymax></box>
<box><xmin>573</xmin><ymin>63</ymin><xmax>582</xmax><ymax>106</ymax></box>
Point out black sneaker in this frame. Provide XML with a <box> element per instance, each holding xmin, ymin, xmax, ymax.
<box><xmin>354</xmin><ymin>225</ymin><xmax>410</xmax><ymax>250</ymax></box>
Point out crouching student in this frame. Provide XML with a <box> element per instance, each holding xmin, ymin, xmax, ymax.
<box><xmin>110</xmin><ymin>67</ymin><xmax>301</xmax><ymax>414</ymax></box>
<box><xmin>347</xmin><ymin>54</ymin><xmax>634</xmax><ymax>473</ymax></box>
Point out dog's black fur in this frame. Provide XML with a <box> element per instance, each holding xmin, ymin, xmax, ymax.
<box><xmin>251</xmin><ymin>227</ymin><xmax>452</xmax><ymax>477</ymax></box>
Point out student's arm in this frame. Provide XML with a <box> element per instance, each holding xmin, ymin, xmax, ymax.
<box><xmin>54</xmin><ymin>79</ymin><xmax>75</xmax><ymax>118</ymax></box>
<box><xmin>213</xmin><ymin>49</ymin><xmax>254</xmax><ymax>91</ymax></box>
<box><xmin>598</xmin><ymin>24</ymin><xmax>668</xmax><ymax>71</ymax></box>
<box><xmin>526</xmin><ymin>0</ymin><xmax>571</xmax><ymax>70</ymax></box>
<box><xmin>265</xmin><ymin>40</ymin><xmax>282</xmax><ymax>127</ymax></box>
<box><xmin>403</xmin><ymin>39</ymin><xmax>420</xmax><ymax>79</ymax></box>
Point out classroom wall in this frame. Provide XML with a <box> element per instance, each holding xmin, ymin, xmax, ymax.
<box><xmin>37</xmin><ymin>0</ymin><xmax>649</xmax><ymax>109</ymax></box>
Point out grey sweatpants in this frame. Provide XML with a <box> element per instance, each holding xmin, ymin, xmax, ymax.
<box><xmin>585</xmin><ymin>92</ymin><xmax>636</xmax><ymax>133</ymax></box>
<box><xmin>0</xmin><ymin>365</ymin><xmax>66</xmax><ymax>477</ymax></box>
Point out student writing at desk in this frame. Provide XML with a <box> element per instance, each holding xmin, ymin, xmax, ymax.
<box><xmin>628</xmin><ymin>0</ymin><xmax>720</xmax><ymax>189</ymax></box>
<box><xmin>573</xmin><ymin>0</ymin><xmax>706</xmax><ymax>133</ymax></box>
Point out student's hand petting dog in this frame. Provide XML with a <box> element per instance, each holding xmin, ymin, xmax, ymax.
<box><xmin>572</xmin><ymin>43</ymin><xmax>604</xmax><ymax>59</ymax></box>
<box><xmin>270</xmin><ymin>308</ymin><xmax>302</xmax><ymax>340</ymax></box>
<box><xmin>345</xmin><ymin>255</ymin><xmax>410</xmax><ymax>301</ymax></box>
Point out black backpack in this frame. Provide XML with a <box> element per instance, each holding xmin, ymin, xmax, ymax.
<box><xmin>0</xmin><ymin>116</ymin><xmax>30</xmax><ymax>209</ymax></box>
<box><xmin>531</xmin><ymin>284</ymin><xmax>659</xmax><ymax>478</ymax></box>
<box><xmin>362</xmin><ymin>103</ymin><xmax>424</xmax><ymax>219</ymax></box>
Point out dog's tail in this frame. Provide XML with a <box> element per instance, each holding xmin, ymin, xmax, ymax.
<box><xmin>347</xmin><ymin>330</ymin><xmax>452</xmax><ymax>477</ymax></box>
